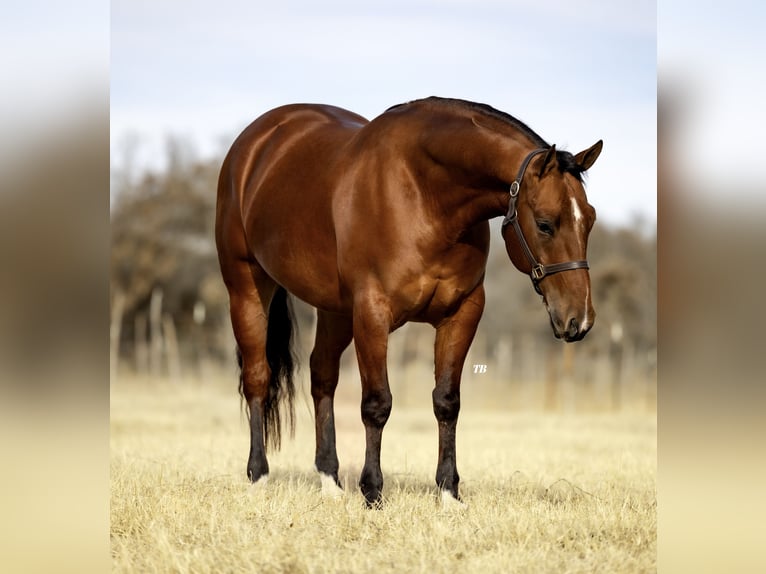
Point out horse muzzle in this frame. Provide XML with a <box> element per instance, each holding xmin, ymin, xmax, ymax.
<box><xmin>549</xmin><ymin>311</ymin><xmax>594</xmax><ymax>343</ymax></box>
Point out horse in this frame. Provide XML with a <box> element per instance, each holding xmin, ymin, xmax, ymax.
<box><xmin>215</xmin><ymin>97</ymin><xmax>602</xmax><ymax>506</ymax></box>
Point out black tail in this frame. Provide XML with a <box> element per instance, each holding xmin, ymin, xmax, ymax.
<box><xmin>237</xmin><ymin>286</ymin><xmax>297</xmax><ymax>451</ymax></box>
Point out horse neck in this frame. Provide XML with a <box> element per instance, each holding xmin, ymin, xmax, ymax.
<box><xmin>416</xmin><ymin>116</ymin><xmax>540</xmax><ymax>233</ymax></box>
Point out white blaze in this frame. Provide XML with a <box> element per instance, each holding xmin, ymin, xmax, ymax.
<box><xmin>582</xmin><ymin>285</ymin><xmax>591</xmax><ymax>331</ymax></box>
<box><xmin>570</xmin><ymin>196</ymin><xmax>585</xmax><ymax>251</ymax></box>
<box><xmin>571</xmin><ymin>196</ymin><xmax>584</xmax><ymax>226</ymax></box>
<box><xmin>571</xmin><ymin>195</ymin><xmax>590</xmax><ymax>329</ymax></box>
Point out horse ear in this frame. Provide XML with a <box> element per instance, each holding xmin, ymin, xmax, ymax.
<box><xmin>574</xmin><ymin>140</ymin><xmax>603</xmax><ymax>171</ymax></box>
<box><xmin>538</xmin><ymin>145</ymin><xmax>557</xmax><ymax>178</ymax></box>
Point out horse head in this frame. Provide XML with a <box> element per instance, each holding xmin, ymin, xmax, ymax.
<box><xmin>503</xmin><ymin>141</ymin><xmax>603</xmax><ymax>342</ymax></box>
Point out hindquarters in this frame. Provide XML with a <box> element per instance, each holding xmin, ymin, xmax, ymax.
<box><xmin>217</xmin><ymin>104</ymin><xmax>369</xmax><ymax>313</ymax></box>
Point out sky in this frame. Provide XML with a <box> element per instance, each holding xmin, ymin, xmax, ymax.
<box><xmin>0</xmin><ymin>0</ymin><xmax>108</xmax><ymax>173</ymax></box>
<box><xmin>658</xmin><ymin>1</ymin><xmax>766</xmax><ymax>206</ymax></box>
<box><xmin>111</xmin><ymin>0</ymin><xmax>657</xmax><ymax>227</ymax></box>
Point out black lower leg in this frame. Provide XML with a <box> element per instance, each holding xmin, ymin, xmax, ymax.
<box><xmin>359</xmin><ymin>428</ymin><xmax>385</xmax><ymax>506</ymax></box>
<box><xmin>433</xmin><ymin>383</ymin><xmax>460</xmax><ymax>498</ymax></box>
<box><xmin>359</xmin><ymin>389</ymin><xmax>392</xmax><ymax>506</ymax></box>
<box><xmin>247</xmin><ymin>401</ymin><xmax>269</xmax><ymax>482</ymax></box>
<box><xmin>313</xmin><ymin>395</ymin><xmax>340</xmax><ymax>484</ymax></box>
<box><xmin>310</xmin><ymin>311</ymin><xmax>352</xmax><ymax>488</ymax></box>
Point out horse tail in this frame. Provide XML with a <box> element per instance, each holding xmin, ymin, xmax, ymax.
<box><xmin>264</xmin><ymin>287</ymin><xmax>297</xmax><ymax>450</ymax></box>
<box><xmin>237</xmin><ymin>286</ymin><xmax>297</xmax><ymax>451</ymax></box>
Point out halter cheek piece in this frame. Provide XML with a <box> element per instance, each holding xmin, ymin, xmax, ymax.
<box><xmin>500</xmin><ymin>148</ymin><xmax>589</xmax><ymax>296</ymax></box>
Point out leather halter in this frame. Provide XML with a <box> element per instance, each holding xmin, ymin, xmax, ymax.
<box><xmin>501</xmin><ymin>148</ymin><xmax>589</xmax><ymax>296</ymax></box>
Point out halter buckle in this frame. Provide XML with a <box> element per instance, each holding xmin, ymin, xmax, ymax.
<box><xmin>531</xmin><ymin>264</ymin><xmax>546</xmax><ymax>280</ymax></box>
<box><xmin>510</xmin><ymin>181</ymin><xmax>520</xmax><ymax>197</ymax></box>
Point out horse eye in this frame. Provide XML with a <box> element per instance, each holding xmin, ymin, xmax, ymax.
<box><xmin>536</xmin><ymin>220</ymin><xmax>554</xmax><ymax>236</ymax></box>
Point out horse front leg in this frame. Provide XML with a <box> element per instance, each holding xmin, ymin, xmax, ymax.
<box><xmin>432</xmin><ymin>284</ymin><xmax>485</xmax><ymax>504</ymax></box>
<box><xmin>352</xmin><ymin>289</ymin><xmax>393</xmax><ymax>507</ymax></box>
<box><xmin>310</xmin><ymin>310</ymin><xmax>353</xmax><ymax>497</ymax></box>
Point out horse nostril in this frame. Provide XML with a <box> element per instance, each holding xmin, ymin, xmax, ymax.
<box><xmin>567</xmin><ymin>317</ymin><xmax>579</xmax><ymax>337</ymax></box>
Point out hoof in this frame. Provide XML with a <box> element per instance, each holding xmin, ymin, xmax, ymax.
<box><xmin>319</xmin><ymin>473</ymin><xmax>345</xmax><ymax>499</ymax></box>
<box><xmin>249</xmin><ymin>473</ymin><xmax>269</xmax><ymax>488</ymax></box>
<box><xmin>364</xmin><ymin>496</ymin><xmax>384</xmax><ymax>509</ymax></box>
<box><xmin>440</xmin><ymin>489</ymin><xmax>467</xmax><ymax>510</ymax></box>
<box><xmin>359</xmin><ymin>470</ymin><xmax>383</xmax><ymax>508</ymax></box>
<box><xmin>361</xmin><ymin>487</ymin><xmax>383</xmax><ymax>508</ymax></box>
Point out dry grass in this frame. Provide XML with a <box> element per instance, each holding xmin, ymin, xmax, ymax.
<box><xmin>111</xmin><ymin>376</ymin><xmax>656</xmax><ymax>573</ymax></box>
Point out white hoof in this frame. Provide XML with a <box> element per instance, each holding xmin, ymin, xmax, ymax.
<box><xmin>250</xmin><ymin>474</ymin><xmax>269</xmax><ymax>488</ymax></box>
<box><xmin>441</xmin><ymin>489</ymin><xmax>467</xmax><ymax>510</ymax></box>
<box><xmin>319</xmin><ymin>472</ymin><xmax>345</xmax><ymax>499</ymax></box>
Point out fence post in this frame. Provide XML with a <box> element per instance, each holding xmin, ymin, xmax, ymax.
<box><xmin>110</xmin><ymin>289</ymin><xmax>126</xmax><ymax>384</ymax></box>
<box><xmin>163</xmin><ymin>313</ymin><xmax>182</xmax><ymax>385</ymax></box>
<box><xmin>149</xmin><ymin>287</ymin><xmax>164</xmax><ymax>378</ymax></box>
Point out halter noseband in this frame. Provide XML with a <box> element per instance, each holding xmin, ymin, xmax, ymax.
<box><xmin>500</xmin><ymin>148</ymin><xmax>589</xmax><ymax>296</ymax></box>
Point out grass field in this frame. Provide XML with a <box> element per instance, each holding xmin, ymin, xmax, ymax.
<box><xmin>111</xmin><ymin>374</ymin><xmax>656</xmax><ymax>573</ymax></box>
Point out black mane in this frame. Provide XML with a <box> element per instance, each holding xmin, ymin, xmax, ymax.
<box><xmin>386</xmin><ymin>97</ymin><xmax>584</xmax><ymax>181</ymax></box>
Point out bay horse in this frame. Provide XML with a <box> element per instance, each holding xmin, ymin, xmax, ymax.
<box><xmin>215</xmin><ymin>97</ymin><xmax>602</xmax><ymax>506</ymax></box>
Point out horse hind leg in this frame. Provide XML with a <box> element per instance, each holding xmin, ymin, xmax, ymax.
<box><xmin>310</xmin><ymin>310</ymin><xmax>353</xmax><ymax>497</ymax></box>
<box><xmin>224</xmin><ymin>260</ymin><xmax>279</xmax><ymax>484</ymax></box>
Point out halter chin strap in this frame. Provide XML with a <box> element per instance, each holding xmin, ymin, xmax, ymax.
<box><xmin>501</xmin><ymin>148</ymin><xmax>589</xmax><ymax>295</ymax></box>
